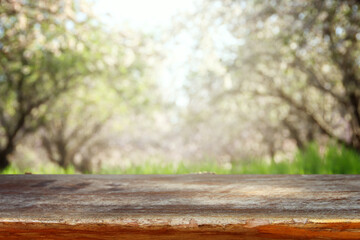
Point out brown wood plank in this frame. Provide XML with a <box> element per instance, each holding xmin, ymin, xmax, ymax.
<box><xmin>0</xmin><ymin>174</ymin><xmax>359</xmax><ymax>239</ymax></box>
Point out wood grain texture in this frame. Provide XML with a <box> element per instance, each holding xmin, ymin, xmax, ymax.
<box><xmin>0</xmin><ymin>175</ymin><xmax>359</xmax><ymax>239</ymax></box>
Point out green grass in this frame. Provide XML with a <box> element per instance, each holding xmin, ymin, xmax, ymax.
<box><xmin>2</xmin><ymin>143</ymin><xmax>360</xmax><ymax>174</ymax></box>
<box><xmin>1</xmin><ymin>165</ymin><xmax>76</xmax><ymax>174</ymax></box>
<box><xmin>100</xmin><ymin>161</ymin><xmax>232</xmax><ymax>174</ymax></box>
<box><xmin>230</xmin><ymin>143</ymin><xmax>360</xmax><ymax>174</ymax></box>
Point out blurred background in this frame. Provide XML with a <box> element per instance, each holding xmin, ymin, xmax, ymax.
<box><xmin>0</xmin><ymin>0</ymin><xmax>359</xmax><ymax>174</ymax></box>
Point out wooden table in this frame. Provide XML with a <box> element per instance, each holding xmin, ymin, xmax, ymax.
<box><xmin>0</xmin><ymin>175</ymin><xmax>359</xmax><ymax>239</ymax></box>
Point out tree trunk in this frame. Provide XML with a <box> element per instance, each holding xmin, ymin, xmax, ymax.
<box><xmin>0</xmin><ymin>146</ymin><xmax>13</xmax><ymax>171</ymax></box>
<box><xmin>283</xmin><ymin>118</ymin><xmax>306</xmax><ymax>150</ymax></box>
<box><xmin>342</xmin><ymin>71</ymin><xmax>360</xmax><ymax>153</ymax></box>
<box><xmin>349</xmin><ymin>134</ymin><xmax>360</xmax><ymax>154</ymax></box>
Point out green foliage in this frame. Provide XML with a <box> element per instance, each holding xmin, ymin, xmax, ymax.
<box><xmin>0</xmin><ymin>0</ymin><xmax>102</xmax><ymax>169</ymax></box>
<box><xmin>0</xmin><ymin>0</ymin><xmax>159</xmax><ymax>171</ymax></box>
<box><xmin>2</xmin><ymin>143</ymin><xmax>359</xmax><ymax>174</ymax></box>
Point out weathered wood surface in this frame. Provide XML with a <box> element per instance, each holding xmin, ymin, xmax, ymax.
<box><xmin>0</xmin><ymin>175</ymin><xmax>360</xmax><ymax>239</ymax></box>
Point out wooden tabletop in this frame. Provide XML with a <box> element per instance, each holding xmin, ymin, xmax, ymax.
<box><xmin>0</xmin><ymin>174</ymin><xmax>359</xmax><ymax>239</ymax></box>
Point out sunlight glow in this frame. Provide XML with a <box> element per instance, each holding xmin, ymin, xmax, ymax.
<box><xmin>94</xmin><ymin>0</ymin><xmax>197</xmax><ymax>32</ymax></box>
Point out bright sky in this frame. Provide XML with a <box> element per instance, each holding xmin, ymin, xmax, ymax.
<box><xmin>94</xmin><ymin>0</ymin><xmax>199</xmax><ymax>106</ymax></box>
<box><xmin>94</xmin><ymin>0</ymin><xmax>197</xmax><ymax>32</ymax></box>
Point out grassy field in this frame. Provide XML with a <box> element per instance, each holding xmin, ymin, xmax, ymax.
<box><xmin>1</xmin><ymin>143</ymin><xmax>360</xmax><ymax>174</ymax></box>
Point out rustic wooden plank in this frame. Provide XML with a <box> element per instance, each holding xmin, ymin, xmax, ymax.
<box><xmin>0</xmin><ymin>175</ymin><xmax>359</xmax><ymax>239</ymax></box>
